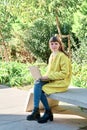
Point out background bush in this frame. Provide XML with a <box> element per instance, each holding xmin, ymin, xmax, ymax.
<box><xmin>0</xmin><ymin>61</ymin><xmax>86</xmax><ymax>88</ymax></box>
<box><xmin>24</xmin><ymin>18</ymin><xmax>58</xmax><ymax>63</ymax></box>
<box><xmin>0</xmin><ymin>61</ymin><xmax>32</xmax><ymax>87</ymax></box>
<box><xmin>72</xmin><ymin>63</ymin><xmax>87</xmax><ymax>88</ymax></box>
<box><xmin>72</xmin><ymin>38</ymin><xmax>87</xmax><ymax>65</ymax></box>
<box><xmin>0</xmin><ymin>61</ymin><xmax>47</xmax><ymax>87</ymax></box>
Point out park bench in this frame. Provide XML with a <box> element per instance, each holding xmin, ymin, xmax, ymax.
<box><xmin>25</xmin><ymin>86</ymin><xmax>87</xmax><ymax>112</ymax></box>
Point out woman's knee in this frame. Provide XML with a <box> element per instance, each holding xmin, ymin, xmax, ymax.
<box><xmin>34</xmin><ymin>80</ymin><xmax>42</xmax><ymax>90</ymax></box>
<box><xmin>34</xmin><ymin>79</ymin><xmax>43</xmax><ymax>86</ymax></box>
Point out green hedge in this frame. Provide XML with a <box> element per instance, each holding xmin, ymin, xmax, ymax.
<box><xmin>0</xmin><ymin>61</ymin><xmax>33</xmax><ymax>87</ymax></box>
<box><xmin>0</xmin><ymin>61</ymin><xmax>86</xmax><ymax>88</ymax></box>
<box><xmin>72</xmin><ymin>63</ymin><xmax>87</xmax><ymax>88</ymax></box>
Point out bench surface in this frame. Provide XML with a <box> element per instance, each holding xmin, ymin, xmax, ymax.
<box><xmin>48</xmin><ymin>87</ymin><xmax>87</xmax><ymax>108</ymax></box>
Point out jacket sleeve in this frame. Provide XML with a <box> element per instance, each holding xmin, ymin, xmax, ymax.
<box><xmin>47</xmin><ymin>55</ymin><xmax>70</xmax><ymax>80</ymax></box>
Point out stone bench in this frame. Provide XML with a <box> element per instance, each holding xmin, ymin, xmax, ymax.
<box><xmin>25</xmin><ymin>86</ymin><xmax>87</xmax><ymax>112</ymax></box>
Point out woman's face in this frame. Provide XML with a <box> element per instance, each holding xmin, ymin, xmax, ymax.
<box><xmin>49</xmin><ymin>42</ymin><xmax>60</xmax><ymax>52</ymax></box>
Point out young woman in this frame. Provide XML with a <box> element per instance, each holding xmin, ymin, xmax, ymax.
<box><xmin>26</xmin><ymin>35</ymin><xmax>72</xmax><ymax>123</ymax></box>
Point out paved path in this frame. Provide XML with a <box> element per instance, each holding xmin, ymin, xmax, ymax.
<box><xmin>0</xmin><ymin>85</ymin><xmax>87</xmax><ymax>130</ymax></box>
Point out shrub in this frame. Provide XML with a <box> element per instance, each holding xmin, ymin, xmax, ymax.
<box><xmin>24</xmin><ymin>18</ymin><xmax>57</xmax><ymax>63</ymax></box>
<box><xmin>0</xmin><ymin>61</ymin><xmax>33</xmax><ymax>87</ymax></box>
<box><xmin>0</xmin><ymin>61</ymin><xmax>86</xmax><ymax>89</ymax></box>
<box><xmin>72</xmin><ymin>63</ymin><xmax>87</xmax><ymax>88</ymax></box>
<box><xmin>72</xmin><ymin>38</ymin><xmax>87</xmax><ymax>65</ymax></box>
<box><xmin>0</xmin><ymin>61</ymin><xmax>47</xmax><ymax>87</ymax></box>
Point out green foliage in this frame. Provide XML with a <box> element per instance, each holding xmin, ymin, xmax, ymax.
<box><xmin>72</xmin><ymin>63</ymin><xmax>87</xmax><ymax>88</ymax></box>
<box><xmin>24</xmin><ymin>18</ymin><xmax>57</xmax><ymax>63</ymax></box>
<box><xmin>72</xmin><ymin>0</ymin><xmax>87</xmax><ymax>40</ymax></box>
<box><xmin>0</xmin><ymin>61</ymin><xmax>47</xmax><ymax>87</ymax></box>
<box><xmin>0</xmin><ymin>61</ymin><xmax>86</xmax><ymax>89</ymax></box>
<box><xmin>0</xmin><ymin>3</ymin><xmax>16</xmax><ymax>42</ymax></box>
<box><xmin>72</xmin><ymin>38</ymin><xmax>87</xmax><ymax>64</ymax></box>
<box><xmin>23</xmin><ymin>0</ymin><xmax>80</xmax><ymax>63</ymax></box>
<box><xmin>0</xmin><ymin>61</ymin><xmax>33</xmax><ymax>87</ymax></box>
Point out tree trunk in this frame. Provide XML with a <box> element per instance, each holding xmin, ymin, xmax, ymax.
<box><xmin>0</xmin><ymin>32</ymin><xmax>9</xmax><ymax>61</ymax></box>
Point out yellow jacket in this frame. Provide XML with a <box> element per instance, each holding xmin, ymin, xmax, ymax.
<box><xmin>42</xmin><ymin>51</ymin><xmax>72</xmax><ymax>94</ymax></box>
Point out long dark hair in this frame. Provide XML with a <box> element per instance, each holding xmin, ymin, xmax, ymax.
<box><xmin>49</xmin><ymin>35</ymin><xmax>69</xmax><ymax>57</ymax></box>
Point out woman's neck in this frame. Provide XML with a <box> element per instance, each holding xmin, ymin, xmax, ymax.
<box><xmin>52</xmin><ymin>51</ymin><xmax>59</xmax><ymax>56</ymax></box>
<box><xmin>52</xmin><ymin>51</ymin><xmax>59</xmax><ymax>54</ymax></box>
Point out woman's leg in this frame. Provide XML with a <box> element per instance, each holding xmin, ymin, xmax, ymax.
<box><xmin>27</xmin><ymin>79</ymin><xmax>45</xmax><ymax>121</ymax></box>
<box><xmin>38</xmin><ymin>91</ymin><xmax>53</xmax><ymax>123</ymax></box>
<box><xmin>34</xmin><ymin>79</ymin><xmax>49</xmax><ymax>109</ymax></box>
<box><xmin>40</xmin><ymin>91</ymin><xmax>50</xmax><ymax>110</ymax></box>
<box><xmin>34</xmin><ymin>80</ymin><xmax>53</xmax><ymax>123</ymax></box>
<box><xmin>27</xmin><ymin>79</ymin><xmax>53</xmax><ymax>122</ymax></box>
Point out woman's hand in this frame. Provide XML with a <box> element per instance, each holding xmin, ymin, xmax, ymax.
<box><xmin>40</xmin><ymin>76</ymin><xmax>49</xmax><ymax>81</ymax></box>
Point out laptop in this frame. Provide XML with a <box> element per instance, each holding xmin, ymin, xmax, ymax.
<box><xmin>29</xmin><ymin>66</ymin><xmax>42</xmax><ymax>80</ymax></box>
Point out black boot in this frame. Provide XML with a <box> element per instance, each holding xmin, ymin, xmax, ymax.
<box><xmin>38</xmin><ymin>109</ymin><xmax>53</xmax><ymax>123</ymax></box>
<box><xmin>27</xmin><ymin>107</ymin><xmax>40</xmax><ymax>121</ymax></box>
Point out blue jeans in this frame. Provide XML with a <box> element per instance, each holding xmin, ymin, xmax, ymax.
<box><xmin>33</xmin><ymin>79</ymin><xmax>50</xmax><ymax>110</ymax></box>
